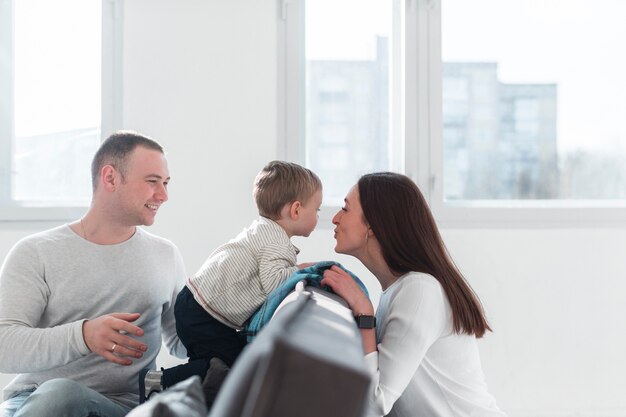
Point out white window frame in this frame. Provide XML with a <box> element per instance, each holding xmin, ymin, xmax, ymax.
<box><xmin>278</xmin><ymin>0</ymin><xmax>626</xmax><ymax>228</ymax></box>
<box><xmin>0</xmin><ymin>0</ymin><xmax>123</xmax><ymax>222</ymax></box>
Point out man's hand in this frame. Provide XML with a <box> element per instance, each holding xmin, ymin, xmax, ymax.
<box><xmin>82</xmin><ymin>313</ymin><xmax>147</xmax><ymax>366</ymax></box>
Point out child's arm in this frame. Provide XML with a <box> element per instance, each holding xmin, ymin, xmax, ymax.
<box><xmin>258</xmin><ymin>243</ymin><xmax>300</xmax><ymax>294</ymax></box>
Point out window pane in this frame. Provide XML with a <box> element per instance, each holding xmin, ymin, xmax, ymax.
<box><xmin>305</xmin><ymin>0</ymin><xmax>394</xmax><ymax>206</ymax></box>
<box><xmin>442</xmin><ymin>0</ymin><xmax>626</xmax><ymax>202</ymax></box>
<box><xmin>12</xmin><ymin>0</ymin><xmax>101</xmax><ymax>204</ymax></box>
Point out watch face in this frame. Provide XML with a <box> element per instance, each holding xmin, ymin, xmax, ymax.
<box><xmin>356</xmin><ymin>315</ymin><xmax>376</xmax><ymax>329</ymax></box>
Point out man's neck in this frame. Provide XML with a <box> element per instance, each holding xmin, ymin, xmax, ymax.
<box><xmin>74</xmin><ymin>211</ymin><xmax>137</xmax><ymax>245</ymax></box>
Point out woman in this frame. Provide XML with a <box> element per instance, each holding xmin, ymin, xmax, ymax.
<box><xmin>321</xmin><ymin>172</ymin><xmax>506</xmax><ymax>417</ymax></box>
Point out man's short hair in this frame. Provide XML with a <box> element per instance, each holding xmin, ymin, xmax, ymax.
<box><xmin>253</xmin><ymin>161</ymin><xmax>322</xmax><ymax>220</ymax></box>
<box><xmin>91</xmin><ymin>131</ymin><xmax>163</xmax><ymax>191</ymax></box>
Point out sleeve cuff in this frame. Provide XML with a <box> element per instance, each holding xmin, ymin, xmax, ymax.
<box><xmin>364</xmin><ymin>349</ymin><xmax>379</xmax><ymax>373</ymax></box>
<box><xmin>73</xmin><ymin>319</ymin><xmax>91</xmax><ymax>356</ymax></box>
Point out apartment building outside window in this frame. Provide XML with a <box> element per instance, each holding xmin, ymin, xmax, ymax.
<box><xmin>279</xmin><ymin>0</ymin><xmax>626</xmax><ymax>226</ymax></box>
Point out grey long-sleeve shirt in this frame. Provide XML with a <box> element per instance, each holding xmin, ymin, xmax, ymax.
<box><xmin>0</xmin><ymin>225</ymin><xmax>187</xmax><ymax>409</ymax></box>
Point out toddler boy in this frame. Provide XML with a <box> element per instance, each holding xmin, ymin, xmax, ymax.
<box><xmin>140</xmin><ymin>160</ymin><xmax>322</xmax><ymax>403</ymax></box>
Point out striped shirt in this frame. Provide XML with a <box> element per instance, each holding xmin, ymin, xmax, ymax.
<box><xmin>187</xmin><ymin>217</ymin><xmax>299</xmax><ymax>329</ymax></box>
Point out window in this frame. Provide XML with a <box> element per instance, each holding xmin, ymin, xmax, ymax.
<box><xmin>280</xmin><ymin>0</ymin><xmax>626</xmax><ymax>226</ymax></box>
<box><xmin>279</xmin><ymin>0</ymin><xmax>401</xmax><ymax>209</ymax></box>
<box><xmin>0</xmin><ymin>0</ymin><xmax>121</xmax><ymax>221</ymax></box>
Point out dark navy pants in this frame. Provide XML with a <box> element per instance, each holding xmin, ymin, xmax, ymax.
<box><xmin>162</xmin><ymin>286</ymin><xmax>247</xmax><ymax>388</ymax></box>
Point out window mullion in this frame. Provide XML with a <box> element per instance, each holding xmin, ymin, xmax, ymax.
<box><xmin>405</xmin><ymin>0</ymin><xmax>436</xmax><ymax>204</ymax></box>
<box><xmin>0</xmin><ymin>0</ymin><xmax>14</xmax><ymax>205</ymax></box>
<box><xmin>278</xmin><ymin>0</ymin><xmax>304</xmax><ymax>163</ymax></box>
<box><xmin>101</xmin><ymin>0</ymin><xmax>122</xmax><ymax>138</ymax></box>
<box><xmin>389</xmin><ymin>0</ymin><xmax>405</xmax><ymax>174</ymax></box>
<box><xmin>426</xmin><ymin>0</ymin><xmax>442</xmax><ymax>211</ymax></box>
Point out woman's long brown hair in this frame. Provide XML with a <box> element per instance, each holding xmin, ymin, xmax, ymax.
<box><xmin>358</xmin><ymin>172</ymin><xmax>491</xmax><ymax>337</ymax></box>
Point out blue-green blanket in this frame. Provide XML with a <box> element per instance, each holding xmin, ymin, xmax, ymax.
<box><xmin>244</xmin><ymin>261</ymin><xmax>368</xmax><ymax>342</ymax></box>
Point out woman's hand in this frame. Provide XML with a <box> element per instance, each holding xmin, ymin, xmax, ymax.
<box><xmin>322</xmin><ymin>265</ymin><xmax>377</xmax><ymax>354</ymax></box>
<box><xmin>321</xmin><ymin>265</ymin><xmax>374</xmax><ymax>316</ymax></box>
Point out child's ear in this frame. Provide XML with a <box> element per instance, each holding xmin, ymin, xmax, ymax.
<box><xmin>289</xmin><ymin>201</ymin><xmax>302</xmax><ymax>220</ymax></box>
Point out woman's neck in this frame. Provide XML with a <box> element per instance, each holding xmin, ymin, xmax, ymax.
<box><xmin>366</xmin><ymin>262</ymin><xmax>399</xmax><ymax>290</ymax></box>
<box><xmin>357</xmin><ymin>242</ymin><xmax>400</xmax><ymax>291</ymax></box>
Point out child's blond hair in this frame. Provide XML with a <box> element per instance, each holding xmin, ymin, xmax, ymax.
<box><xmin>253</xmin><ymin>161</ymin><xmax>322</xmax><ymax>220</ymax></box>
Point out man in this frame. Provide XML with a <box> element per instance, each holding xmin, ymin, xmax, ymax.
<box><xmin>0</xmin><ymin>131</ymin><xmax>187</xmax><ymax>416</ymax></box>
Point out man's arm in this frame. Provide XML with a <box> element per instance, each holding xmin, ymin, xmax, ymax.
<box><xmin>0</xmin><ymin>239</ymin><xmax>90</xmax><ymax>373</ymax></box>
<box><xmin>0</xmin><ymin>238</ymin><xmax>148</xmax><ymax>373</ymax></box>
<box><xmin>160</xmin><ymin>246</ymin><xmax>187</xmax><ymax>359</ymax></box>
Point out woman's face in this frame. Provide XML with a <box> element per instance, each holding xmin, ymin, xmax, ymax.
<box><xmin>332</xmin><ymin>185</ymin><xmax>370</xmax><ymax>257</ymax></box>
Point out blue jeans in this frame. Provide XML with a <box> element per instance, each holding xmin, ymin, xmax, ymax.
<box><xmin>0</xmin><ymin>378</ymin><xmax>130</xmax><ymax>417</ymax></box>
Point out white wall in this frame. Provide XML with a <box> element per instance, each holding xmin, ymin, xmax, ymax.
<box><xmin>1</xmin><ymin>1</ymin><xmax>625</xmax><ymax>416</ymax></box>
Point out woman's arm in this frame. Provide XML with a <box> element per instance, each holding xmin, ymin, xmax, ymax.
<box><xmin>323</xmin><ymin>268</ymin><xmax>449</xmax><ymax>416</ymax></box>
<box><xmin>321</xmin><ymin>265</ymin><xmax>377</xmax><ymax>353</ymax></box>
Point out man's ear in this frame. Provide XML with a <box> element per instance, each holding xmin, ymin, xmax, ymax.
<box><xmin>100</xmin><ymin>165</ymin><xmax>118</xmax><ymax>192</ymax></box>
<box><xmin>289</xmin><ymin>200</ymin><xmax>302</xmax><ymax>220</ymax></box>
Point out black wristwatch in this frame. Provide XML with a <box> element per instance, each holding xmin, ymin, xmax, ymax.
<box><xmin>354</xmin><ymin>314</ymin><xmax>376</xmax><ymax>329</ymax></box>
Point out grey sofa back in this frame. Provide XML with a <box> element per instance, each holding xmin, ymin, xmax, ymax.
<box><xmin>208</xmin><ymin>285</ymin><xmax>371</xmax><ymax>417</ymax></box>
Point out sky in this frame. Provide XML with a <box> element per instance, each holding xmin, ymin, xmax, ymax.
<box><xmin>443</xmin><ymin>0</ymin><xmax>626</xmax><ymax>154</ymax></box>
<box><xmin>14</xmin><ymin>0</ymin><xmax>100</xmax><ymax>138</ymax></box>
<box><xmin>306</xmin><ymin>0</ymin><xmax>626</xmax><ymax>154</ymax></box>
<box><xmin>13</xmin><ymin>0</ymin><xmax>625</xmax><ymax>154</ymax></box>
<box><xmin>306</xmin><ymin>0</ymin><xmax>392</xmax><ymax>61</ymax></box>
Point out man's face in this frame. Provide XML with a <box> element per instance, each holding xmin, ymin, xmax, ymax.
<box><xmin>115</xmin><ymin>146</ymin><xmax>170</xmax><ymax>226</ymax></box>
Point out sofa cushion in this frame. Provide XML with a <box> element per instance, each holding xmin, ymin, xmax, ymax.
<box><xmin>126</xmin><ymin>376</ymin><xmax>207</xmax><ymax>417</ymax></box>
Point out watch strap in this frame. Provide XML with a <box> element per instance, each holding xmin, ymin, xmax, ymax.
<box><xmin>354</xmin><ymin>314</ymin><xmax>376</xmax><ymax>329</ymax></box>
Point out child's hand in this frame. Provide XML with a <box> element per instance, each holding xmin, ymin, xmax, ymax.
<box><xmin>297</xmin><ymin>262</ymin><xmax>316</xmax><ymax>269</ymax></box>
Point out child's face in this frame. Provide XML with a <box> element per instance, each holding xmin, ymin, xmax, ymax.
<box><xmin>294</xmin><ymin>188</ymin><xmax>323</xmax><ymax>237</ymax></box>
